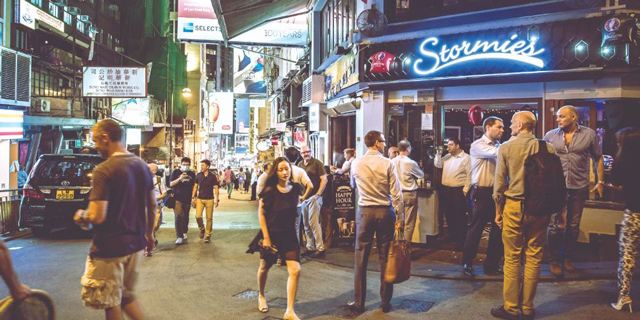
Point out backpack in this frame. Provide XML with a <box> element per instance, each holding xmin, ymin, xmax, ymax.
<box><xmin>523</xmin><ymin>140</ymin><xmax>567</xmax><ymax>216</ymax></box>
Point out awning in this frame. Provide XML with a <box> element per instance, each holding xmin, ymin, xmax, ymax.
<box><xmin>211</xmin><ymin>0</ymin><xmax>310</xmax><ymax>40</ymax></box>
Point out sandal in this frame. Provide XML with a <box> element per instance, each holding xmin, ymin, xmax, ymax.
<box><xmin>258</xmin><ymin>296</ymin><xmax>268</xmax><ymax>313</ymax></box>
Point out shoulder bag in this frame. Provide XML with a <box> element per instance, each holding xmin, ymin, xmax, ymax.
<box><xmin>384</xmin><ymin>223</ymin><xmax>412</xmax><ymax>284</ymax></box>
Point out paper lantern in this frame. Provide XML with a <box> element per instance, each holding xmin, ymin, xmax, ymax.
<box><xmin>468</xmin><ymin>105</ymin><xmax>484</xmax><ymax>126</ymax></box>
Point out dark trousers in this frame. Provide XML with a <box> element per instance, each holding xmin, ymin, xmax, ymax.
<box><xmin>547</xmin><ymin>186</ymin><xmax>589</xmax><ymax>263</ymax></box>
<box><xmin>354</xmin><ymin>206</ymin><xmax>395</xmax><ymax>309</ymax></box>
<box><xmin>250</xmin><ymin>182</ymin><xmax>257</xmax><ymax>200</ymax></box>
<box><xmin>462</xmin><ymin>187</ymin><xmax>504</xmax><ymax>267</ymax></box>
<box><xmin>320</xmin><ymin>205</ymin><xmax>333</xmax><ymax>248</ymax></box>
<box><xmin>439</xmin><ymin>186</ymin><xmax>468</xmax><ymax>248</ymax></box>
<box><xmin>174</xmin><ymin>200</ymin><xmax>191</xmax><ymax>238</ymax></box>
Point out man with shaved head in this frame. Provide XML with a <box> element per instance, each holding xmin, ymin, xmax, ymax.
<box><xmin>492</xmin><ymin>111</ymin><xmax>557</xmax><ymax>320</ymax></box>
<box><xmin>544</xmin><ymin>105</ymin><xmax>604</xmax><ymax>278</ymax></box>
<box><xmin>387</xmin><ymin>146</ymin><xmax>399</xmax><ymax>160</ymax></box>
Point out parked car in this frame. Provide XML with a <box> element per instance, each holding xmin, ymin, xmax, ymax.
<box><xmin>19</xmin><ymin>154</ymin><xmax>104</xmax><ymax>236</ymax></box>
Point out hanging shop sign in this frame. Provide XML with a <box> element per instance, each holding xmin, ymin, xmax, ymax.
<box><xmin>209</xmin><ymin>92</ymin><xmax>234</xmax><ymax>134</ymax></box>
<box><xmin>177</xmin><ymin>0</ymin><xmax>308</xmax><ymax>46</ymax></box>
<box><xmin>16</xmin><ymin>0</ymin><xmax>65</xmax><ymax>33</ymax></box>
<box><xmin>370</xmin><ymin>51</ymin><xmax>396</xmax><ymax>73</ymax></box>
<box><xmin>82</xmin><ymin>67</ymin><xmax>147</xmax><ymax>98</ymax></box>
<box><xmin>601</xmin><ymin>15</ymin><xmax>639</xmax><ymax>46</ymax></box>
<box><xmin>111</xmin><ymin>98</ymin><xmax>151</xmax><ymax>126</ymax></box>
<box><xmin>0</xmin><ymin>110</ymin><xmax>24</xmax><ymax>140</ymax></box>
<box><xmin>324</xmin><ymin>50</ymin><xmax>359</xmax><ymax>101</ymax></box>
<box><xmin>309</xmin><ymin>104</ymin><xmax>320</xmax><ymax>132</ymax></box>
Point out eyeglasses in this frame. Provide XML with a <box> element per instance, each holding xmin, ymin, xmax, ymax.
<box><xmin>377</xmin><ymin>140</ymin><xmax>386</xmax><ymax>144</ymax></box>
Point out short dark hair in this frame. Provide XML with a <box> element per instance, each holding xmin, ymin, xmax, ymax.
<box><xmin>285</xmin><ymin>146</ymin><xmax>300</xmax><ymax>163</ymax></box>
<box><xmin>397</xmin><ymin>140</ymin><xmax>411</xmax><ymax>152</ymax></box>
<box><xmin>200</xmin><ymin>159</ymin><xmax>211</xmax><ymax>167</ymax></box>
<box><xmin>181</xmin><ymin>157</ymin><xmax>191</xmax><ymax>165</ymax></box>
<box><xmin>483</xmin><ymin>116</ymin><xmax>503</xmax><ymax>132</ymax></box>
<box><xmin>448</xmin><ymin>138</ymin><xmax>461</xmax><ymax>146</ymax></box>
<box><xmin>344</xmin><ymin>148</ymin><xmax>355</xmax><ymax>157</ymax></box>
<box><xmin>364</xmin><ymin>130</ymin><xmax>382</xmax><ymax>148</ymax></box>
<box><xmin>94</xmin><ymin>119</ymin><xmax>123</xmax><ymax>142</ymax></box>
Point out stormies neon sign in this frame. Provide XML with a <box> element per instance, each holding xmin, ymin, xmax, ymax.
<box><xmin>412</xmin><ymin>34</ymin><xmax>545</xmax><ymax>76</ymax></box>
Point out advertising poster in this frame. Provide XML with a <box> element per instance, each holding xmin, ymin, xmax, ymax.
<box><xmin>209</xmin><ymin>92</ymin><xmax>234</xmax><ymax>134</ymax></box>
<box><xmin>111</xmin><ymin>98</ymin><xmax>151</xmax><ymax>126</ymax></box>
<box><xmin>235</xmin><ymin>134</ymin><xmax>249</xmax><ymax>154</ymax></box>
<box><xmin>16</xmin><ymin>0</ymin><xmax>65</xmax><ymax>32</ymax></box>
<box><xmin>177</xmin><ymin>0</ymin><xmax>308</xmax><ymax>46</ymax></box>
<box><xmin>233</xmin><ymin>48</ymin><xmax>266</xmax><ymax>94</ymax></box>
<box><xmin>235</xmin><ymin>99</ymin><xmax>250</xmax><ymax>133</ymax></box>
<box><xmin>83</xmin><ymin>67</ymin><xmax>147</xmax><ymax>98</ymax></box>
<box><xmin>324</xmin><ymin>51</ymin><xmax>359</xmax><ymax>101</ymax></box>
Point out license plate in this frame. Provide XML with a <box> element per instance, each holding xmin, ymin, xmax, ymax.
<box><xmin>56</xmin><ymin>190</ymin><xmax>74</xmax><ymax>200</ymax></box>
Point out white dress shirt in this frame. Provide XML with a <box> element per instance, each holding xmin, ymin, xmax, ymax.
<box><xmin>256</xmin><ymin>165</ymin><xmax>312</xmax><ymax>195</ymax></box>
<box><xmin>435</xmin><ymin>150</ymin><xmax>471</xmax><ymax>194</ymax></box>
<box><xmin>470</xmin><ymin>135</ymin><xmax>500</xmax><ymax>187</ymax></box>
<box><xmin>350</xmin><ymin>150</ymin><xmax>404</xmax><ymax>215</ymax></box>
<box><xmin>391</xmin><ymin>154</ymin><xmax>424</xmax><ymax>191</ymax></box>
<box><xmin>335</xmin><ymin>157</ymin><xmax>354</xmax><ymax>175</ymax></box>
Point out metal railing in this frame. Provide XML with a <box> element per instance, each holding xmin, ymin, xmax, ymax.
<box><xmin>0</xmin><ymin>189</ymin><xmax>22</xmax><ymax>235</ymax></box>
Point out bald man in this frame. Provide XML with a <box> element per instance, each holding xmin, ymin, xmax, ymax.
<box><xmin>544</xmin><ymin>105</ymin><xmax>604</xmax><ymax>278</ymax></box>
<box><xmin>492</xmin><ymin>111</ymin><xmax>558</xmax><ymax>320</ymax></box>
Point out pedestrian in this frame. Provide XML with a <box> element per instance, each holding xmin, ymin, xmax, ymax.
<box><xmin>434</xmin><ymin>137</ymin><xmax>471</xmax><ymax>251</ymax></box>
<box><xmin>251</xmin><ymin>167</ymin><xmax>259</xmax><ymax>201</ymax></box>
<box><xmin>606</xmin><ymin>127</ymin><xmax>640</xmax><ymax>313</ymax></box>
<box><xmin>244</xmin><ymin>168</ymin><xmax>252</xmax><ymax>193</ymax></box>
<box><xmin>256</xmin><ymin>163</ymin><xmax>272</xmax><ymax>196</ymax></box>
<box><xmin>0</xmin><ymin>239</ymin><xmax>31</xmax><ymax>302</ymax></box>
<box><xmin>348</xmin><ymin>130</ymin><xmax>404</xmax><ymax>314</ymax></box>
<box><xmin>278</xmin><ymin>147</ymin><xmax>314</xmax><ymax>247</ymax></box>
<box><xmin>332</xmin><ymin>148</ymin><xmax>355</xmax><ymax>175</ymax></box>
<box><xmin>391</xmin><ymin>140</ymin><xmax>424</xmax><ymax>242</ymax></box>
<box><xmin>491</xmin><ymin>111</ymin><xmax>559</xmax><ymax>320</ymax></box>
<box><xmin>544</xmin><ymin>105</ymin><xmax>604</xmax><ymax>278</ymax></box>
<box><xmin>74</xmin><ymin>119</ymin><xmax>155</xmax><ymax>319</ymax></box>
<box><xmin>170</xmin><ymin>157</ymin><xmax>196</xmax><ymax>245</ymax></box>
<box><xmin>191</xmin><ymin>159</ymin><xmax>220</xmax><ymax>243</ymax></box>
<box><xmin>148</xmin><ymin>163</ymin><xmax>167</xmax><ymax>255</ymax></box>
<box><xmin>256</xmin><ymin>157</ymin><xmax>302</xmax><ymax>320</ymax></box>
<box><xmin>224</xmin><ymin>166</ymin><xmax>234</xmax><ymax>199</ymax></box>
<box><xmin>236</xmin><ymin>168</ymin><xmax>243</xmax><ymax>191</ymax></box>
<box><xmin>298</xmin><ymin>145</ymin><xmax>329</xmax><ymax>258</ymax></box>
<box><xmin>387</xmin><ymin>146</ymin><xmax>399</xmax><ymax>159</ymax></box>
<box><xmin>461</xmin><ymin>116</ymin><xmax>505</xmax><ymax>277</ymax></box>
<box><xmin>320</xmin><ymin>165</ymin><xmax>334</xmax><ymax>248</ymax></box>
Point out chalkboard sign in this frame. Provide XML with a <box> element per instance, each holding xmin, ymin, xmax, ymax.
<box><xmin>334</xmin><ymin>184</ymin><xmax>355</xmax><ymax>211</ymax></box>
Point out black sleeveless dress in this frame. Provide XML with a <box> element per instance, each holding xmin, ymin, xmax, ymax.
<box><xmin>260</xmin><ymin>184</ymin><xmax>301</xmax><ymax>264</ymax></box>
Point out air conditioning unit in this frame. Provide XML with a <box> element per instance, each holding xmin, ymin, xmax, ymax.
<box><xmin>66</xmin><ymin>6</ymin><xmax>81</xmax><ymax>16</ymax></box>
<box><xmin>333</xmin><ymin>100</ymin><xmax>360</xmax><ymax>114</ymax></box>
<box><xmin>40</xmin><ymin>100</ymin><xmax>51</xmax><ymax>112</ymax></box>
<box><xmin>115</xmin><ymin>46</ymin><xmax>124</xmax><ymax>53</ymax></box>
<box><xmin>301</xmin><ymin>75</ymin><xmax>325</xmax><ymax>107</ymax></box>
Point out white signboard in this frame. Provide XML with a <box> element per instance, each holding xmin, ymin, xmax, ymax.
<box><xmin>309</xmin><ymin>104</ymin><xmax>320</xmax><ymax>132</ymax></box>
<box><xmin>17</xmin><ymin>0</ymin><xmax>65</xmax><ymax>33</ymax></box>
<box><xmin>82</xmin><ymin>67</ymin><xmax>147</xmax><ymax>98</ymax></box>
<box><xmin>126</xmin><ymin>128</ymin><xmax>142</xmax><ymax>145</ymax></box>
<box><xmin>421</xmin><ymin>113</ymin><xmax>433</xmax><ymax>131</ymax></box>
<box><xmin>111</xmin><ymin>98</ymin><xmax>151</xmax><ymax>126</ymax></box>
<box><xmin>209</xmin><ymin>92</ymin><xmax>234</xmax><ymax>135</ymax></box>
<box><xmin>177</xmin><ymin>0</ymin><xmax>308</xmax><ymax>46</ymax></box>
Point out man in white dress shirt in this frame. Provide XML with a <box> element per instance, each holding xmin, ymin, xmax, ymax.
<box><xmin>435</xmin><ymin>137</ymin><xmax>471</xmax><ymax>251</ymax></box>
<box><xmin>348</xmin><ymin>130</ymin><xmax>403</xmax><ymax>314</ymax></box>
<box><xmin>462</xmin><ymin>117</ymin><xmax>505</xmax><ymax>277</ymax></box>
<box><xmin>332</xmin><ymin>148</ymin><xmax>355</xmax><ymax>175</ymax></box>
<box><xmin>392</xmin><ymin>140</ymin><xmax>424</xmax><ymax>242</ymax></box>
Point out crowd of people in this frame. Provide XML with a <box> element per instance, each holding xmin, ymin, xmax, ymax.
<box><xmin>1</xmin><ymin>105</ymin><xmax>637</xmax><ymax>320</ymax></box>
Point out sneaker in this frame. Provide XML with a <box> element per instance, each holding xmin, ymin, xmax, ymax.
<box><xmin>175</xmin><ymin>238</ymin><xmax>184</xmax><ymax>245</ymax></box>
<box><xmin>199</xmin><ymin>229</ymin><xmax>205</xmax><ymax>239</ymax></box>
<box><xmin>183</xmin><ymin>233</ymin><xmax>188</xmax><ymax>240</ymax></box>
<box><xmin>550</xmin><ymin>262</ymin><xmax>564</xmax><ymax>278</ymax></box>
<box><xmin>204</xmin><ymin>236</ymin><xmax>211</xmax><ymax>243</ymax></box>
<box><xmin>310</xmin><ymin>250</ymin><xmax>326</xmax><ymax>258</ymax></box>
<box><xmin>301</xmin><ymin>250</ymin><xmax>316</xmax><ymax>257</ymax></box>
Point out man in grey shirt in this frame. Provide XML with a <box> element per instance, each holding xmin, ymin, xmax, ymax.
<box><xmin>544</xmin><ymin>105</ymin><xmax>604</xmax><ymax>278</ymax></box>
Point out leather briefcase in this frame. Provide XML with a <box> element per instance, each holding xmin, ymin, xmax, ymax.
<box><xmin>384</xmin><ymin>227</ymin><xmax>411</xmax><ymax>284</ymax></box>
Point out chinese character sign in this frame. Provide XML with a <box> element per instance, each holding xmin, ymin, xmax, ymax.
<box><xmin>82</xmin><ymin>67</ymin><xmax>147</xmax><ymax>98</ymax></box>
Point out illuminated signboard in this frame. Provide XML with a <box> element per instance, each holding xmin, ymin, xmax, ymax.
<box><xmin>83</xmin><ymin>67</ymin><xmax>147</xmax><ymax>98</ymax></box>
<box><xmin>412</xmin><ymin>34</ymin><xmax>545</xmax><ymax>76</ymax></box>
<box><xmin>177</xmin><ymin>0</ymin><xmax>308</xmax><ymax>46</ymax></box>
<box><xmin>209</xmin><ymin>92</ymin><xmax>234</xmax><ymax>135</ymax></box>
<box><xmin>16</xmin><ymin>0</ymin><xmax>65</xmax><ymax>33</ymax></box>
<box><xmin>111</xmin><ymin>98</ymin><xmax>151</xmax><ymax>126</ymax></box>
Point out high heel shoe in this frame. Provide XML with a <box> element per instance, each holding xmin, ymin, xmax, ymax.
<box><xmin>258</xmin><ymin>295</ymin><xmax>268</xmax><ymax>313</ymax></box>
<box><xmin>611</xmin><ymin>295</ymin><xmax>633</xmax><ymax>313</ymax></box>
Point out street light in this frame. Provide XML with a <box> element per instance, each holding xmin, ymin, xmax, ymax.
<box><xmin>181</xmin><ymin>88</ymin><xmax>192</xmax><ymax>98</ymax></box>
<box><xmin>168</xmin><ymin>83</ymin><xmax>190</xmax><ymax>171</ymax></box>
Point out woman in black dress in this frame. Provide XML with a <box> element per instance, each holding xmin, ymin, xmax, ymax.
<box><xmin>607</xmin><ymin>127</ymin><xmax>640</xmax><ymax>313</ymax></box>
<box><xmin>257</xmin><ymin>157</ymin><xmax>301</xmax><ymax>320</ymax></box>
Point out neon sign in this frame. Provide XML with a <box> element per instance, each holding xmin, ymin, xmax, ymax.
<box><xmin>413</xmin><ymin>34</ymin><xmax>545</xmax><ymax>76</ymax></box>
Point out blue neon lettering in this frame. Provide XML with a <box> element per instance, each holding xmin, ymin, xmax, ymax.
<box><xmin>413</xmin><ymin>35</ymin><xmax>545</xmax><ymax>76</ymax></box>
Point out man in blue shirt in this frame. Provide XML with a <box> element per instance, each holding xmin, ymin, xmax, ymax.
<box><xmin>544</xmin><ymin>105</ymin><xmax>604</xmax><ymax>278</ymax></box>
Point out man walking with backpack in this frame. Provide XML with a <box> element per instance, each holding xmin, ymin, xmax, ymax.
<box><xmin>491</xmin><ymin>111</ymin><xmax>565</xmax><ymax>320</ymax></box>
<box><xmin>544</xmin><ymin>105</ymin><xmax>604</xmax><ymax>278</ymax></box>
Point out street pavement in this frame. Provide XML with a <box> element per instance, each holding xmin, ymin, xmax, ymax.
<box><xmin>1</xmin><ymin>189</ymin><xmax>637</xmax><ymax>319</ymax></box>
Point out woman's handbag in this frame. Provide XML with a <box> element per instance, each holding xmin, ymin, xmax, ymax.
<box><xmin>384</xmin><ymin>225</ymin><xmax>411</xmax><ymax>284</ymax></box>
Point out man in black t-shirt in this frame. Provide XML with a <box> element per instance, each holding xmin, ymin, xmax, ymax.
<box><xmin>170</xmin><ymin>157</ymin><xmax>196</xmax><ymax>245</ymax></box>
<box><xmin>191</xmin><ymin>159</ymin><xmax>220</xmax><ymax>243</ymax></box>
<box><xmin>74</xmin><ymin>119</ymin><xmax>155</xmax><ymax>318</ymax></box>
